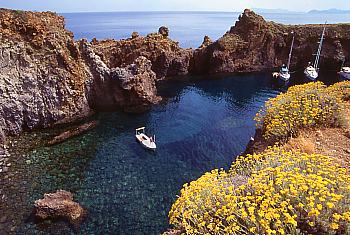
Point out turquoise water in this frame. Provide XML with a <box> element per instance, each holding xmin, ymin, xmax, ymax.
<box><xmin>62</xmin><ymin>11</ymin><xmax>350</xmax><ymax>48</ymax></box>
<box><xmin>2</xmin><ymin>73</ymin><xmax>284</xmax><ymax>234</ymax></box>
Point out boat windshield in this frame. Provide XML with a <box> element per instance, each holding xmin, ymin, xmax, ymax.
<box><xmin>281</xmin><ymin>67</ymin><xmax>289</xmax><ymax>73</ymax></box>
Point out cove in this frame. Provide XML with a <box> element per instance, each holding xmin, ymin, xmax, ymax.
<box><xmin>4</xmin><ymin>73</ymin><xmax>284</xmax><ymax>234</ymax></box>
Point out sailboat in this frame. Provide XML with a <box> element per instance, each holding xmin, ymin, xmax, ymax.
<box><xmin>273</xmin><ymin>32</ymin><xmax>295</xmax><ymax>82</ymax></box>
<box><xmin>338</xmin><ymin>59</ymin><xmax>350</xmax><ymax>81</ymax></box>
<box><xmin>304</xmin><ymin>22</ymin><xmax>327</xmax><ymax>81</ymax></box>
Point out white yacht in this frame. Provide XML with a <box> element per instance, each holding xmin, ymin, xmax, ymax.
<box><xmin>304</xmin><ymin>23</ymin><xmax>327</xmax><ymax>81</ymax></box>
<box><xmin>273</xmin><ymin>32</ymin><xmax>295</xmax><ymax>82</ymax></box>
<box><xmin>339</xmin><ymin>60</ymin><xmax>350</xmax><ymax>80</ymax></box>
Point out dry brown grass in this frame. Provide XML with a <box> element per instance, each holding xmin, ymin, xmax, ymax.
<box><xmin>283</xmin><ymin>133</ymin><xmax>315</xmax><ymax>154</ymax></box>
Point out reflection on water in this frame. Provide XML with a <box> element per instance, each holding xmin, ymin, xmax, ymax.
<box><xmin>1</xmin><ymin>72</ymin><xmax>335</xmax><ymax>234</ymax></box>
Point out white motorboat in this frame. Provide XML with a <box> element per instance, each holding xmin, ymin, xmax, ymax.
<box><xmin>273</xmin><ymin>32</ymin><xmax>295</xmax><ymax>82</ymax></box>
<box><xmin>135</xmin><ymin>127</ymin><xmax>156</xmax><ymax>150</ymax></box>
<box><xmin>304</xmin><ymin>22</ymin><xmax>326</xmax><ymax>81</ymax></box>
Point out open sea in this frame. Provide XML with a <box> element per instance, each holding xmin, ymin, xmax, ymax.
<box><xmin>62</xmin><ymin>11</ymin><xmax>350</xmax><ymax>48</ymax></box>
<box><xmin>0</xmin><ymin>11</ymin><xmax>347</xmax><ymax>234</ymax></box>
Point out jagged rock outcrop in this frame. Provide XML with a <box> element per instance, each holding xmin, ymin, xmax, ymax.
<box><xmin>34</xmin><ymin>190</ymin><xmax>85</xmax><ymax>224</ymax></box>
<box><xmin>199</xmin><ymin>35</ymin><xmax>213</xmax><ymax>49</ymax></box>
<box><xmin>1</xmin><ymin>8</ymin><xmax>350</xmax><ymax>144</ymax></box>
<box><xmin>90</xmin><ymin>27</ymin><xmax>193</xmax><ymax>80</ymax></box>
<box><xmin>0</xmin><ymin>9</ymin><xmax>93</xmax><ymax>142</ymax></box>
<box><xmin>81</xmin><ymin>40</ymin><xmax>161</xmax><ymax>112</ymax></box>
<box><xmin>0</xmin><ymin>9</ymin><xmax>162</xmax><ymax>143</ymax></box>
<box><xmin>158</xmin><ymin>26</ymin><xmax>169</xmax><ymax>38</ymax></box>
<box><xmin>193</xmin><ymin>9</ymin><xmax>350</xmax><ymax>74</ymax></box>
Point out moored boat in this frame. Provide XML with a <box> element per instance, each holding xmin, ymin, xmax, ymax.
<box><xmin>338</xmin><ymin>59</ymin><xmax>350</xmax><ymax>81</ymax></box>
<box><xmin>339</xmin><ymin>66</ymin><xmax>350</xmax><ymax>80</ymax></box>
<box><xmin>273</xmin><ymin>32</ymin><xmax>295</xmax><ymax>82</ymax></box>
<box><xmin>304</xmin><ymin>22</ymin><xmax>327</xmax><ymax>81</ymax></box>
<box><xmin>135</xmin><ymin>127</ymin><xmax>157</xmax><ymax>150</ymax></box>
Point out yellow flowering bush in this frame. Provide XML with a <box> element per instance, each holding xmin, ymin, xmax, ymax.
<box><xmin>255</xmin><ymin>81</ymin><xmax>349</xmax><ymax>141</ymax></box>
<box><xmin>169</xmin><ymin>147</ymin><xmax>350</xmax><ymax>235</ymax></box>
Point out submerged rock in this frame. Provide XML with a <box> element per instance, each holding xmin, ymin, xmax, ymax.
<box><xmin>47</xmin><ymin>121</ymin><xmax>98</xmax><ymax>146</ymax></box>
<box><xmin>34</xmin><ymin>190</ymin><xmax>85</xmax><ymax>224</ymax></box>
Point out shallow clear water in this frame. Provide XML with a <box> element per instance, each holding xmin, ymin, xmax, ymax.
<box><xmin>1</xmin><ymin>71</ymin><xmax>341</xmax><ymax>234</ymax></box>
<box><xmin>62</xmin><ymin>11</ymin><xmax>350</xmax><ymax>48</ymax></box>
<box><xmin>2</xmin><ymin>73</ymin><xmax>286</xmax><ymax>234</ymax></box>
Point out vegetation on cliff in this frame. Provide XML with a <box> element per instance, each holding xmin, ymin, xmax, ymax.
<box><xmin>169</xmin><ymin>147</ymin><xmax>350</xmax><ymax>234</ymax></box>
<box><xmin>255</xmin><ymin>81</ymin><xmax>350</xmax><ymax>142</ymax></box>
<box><xmin>167</xmin><ymin>81</ymin><xmax>350</xmax><ymax>235</ymax></box>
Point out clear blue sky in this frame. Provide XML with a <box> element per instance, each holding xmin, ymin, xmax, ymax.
<box><xmin>1</xmin><ymin>0</ymin><xmax>349</xmax><ymax>13</ymax></box>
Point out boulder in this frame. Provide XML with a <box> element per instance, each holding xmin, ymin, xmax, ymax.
<box><xmin>34</xmin><ymin>190</ymin><xmax>85</xmax><ymax>224</ymax></box>
<box><xmin>131</xmin><ymin>31</ymin><xmax>140</xmax><ymax>39</ymax></box>
<box><xmin>158</xmin><ymin>26</ymin><xmax>169</xmax><ymax>37</ymax></box>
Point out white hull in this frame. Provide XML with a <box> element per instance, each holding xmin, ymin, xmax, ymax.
<box><xmin>339</xmin><ymin>72</ymin><xmax>350</xmax><ymax>81</ymax></box>
<box><xmin>304</xmin><ymin>66</ymin><xmax>318</xmax><ymax>81</ymax></box>
<box><xmin>272</xmin><ymin>71</ymin><xmax>290</xmax><ymax>82</ymax></box>
<box><xmin>279</xmin><ymin>73</ymin><xmax>290</xmax><ymax>82</ymax></box>
<box><xmin>136</xmin><ymin>133</ymin><xmax>156</xmax><ymax>150</ymax></box>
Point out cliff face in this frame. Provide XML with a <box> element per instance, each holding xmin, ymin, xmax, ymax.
<box><xmin>193</xmin><ymin>9</ymin><xmax>350</xmax><ymax>74</ymax></box>
<box><xmin>0</xmin><ymin>9</ymin><xmax>92</xmax><ymax>140</ymax></box>
<box><xmin>1</xmin><ymin>8</ymin><xmax>350</xmax><ymax>144</ymax></box>
<box><xmin>81</xmin><ymin>40</ymin><xmax>161</xmax><ymax>113</ymax></box>
<box><xmin>0</xmin><ymin>9</ymin><xmax>161</xmax><ymax>143</ymax></box>
<box><xmin>90</xmin><ymin>28</ymin><xmax>193</xmax><ymax>80</ymax></box>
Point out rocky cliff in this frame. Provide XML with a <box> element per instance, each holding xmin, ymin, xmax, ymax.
<box><xmin>193</xmin><ymin>9</ymin><xmax>350</xmax><ymax>74</ymax></box>
<box><xmin>1</xmin><ymin>8</ymin><xmax>350</xmax><ymax>144</ymax></box>
<box><xmin>0</xmin><ymin>9</ymin><xmax>92</xmax><ymax>141</ymax></box>
<box><xmin>0</xmin><ymin>9</ymin><xmax>161</xmax><ymax>143</ymax></box>
<box><xmin>90</xmin><ymin>27</ymin><xmax>193</xmax><ymax>80</ymax></box>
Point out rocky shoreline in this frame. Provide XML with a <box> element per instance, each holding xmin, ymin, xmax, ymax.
<box><xmin>1</xmin><ymin>8</ymin><xmax>350</xmax><ymax>145</ymax></box>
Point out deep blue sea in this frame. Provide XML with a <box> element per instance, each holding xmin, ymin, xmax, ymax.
<box><xmin>62</xmin><ymin>11</ymin><xmax>350</xmax><ymax>48</ymax></box>
<box><xmin>0</xmin><ymin>11</ymin><xmax>345</xmax><ymax>235</ymax></box>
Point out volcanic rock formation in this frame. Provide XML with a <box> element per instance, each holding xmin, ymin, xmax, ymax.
<box><xmin>1</xmin><ymin>8</ymin><xmax>350</xmax><ymax>144</ymax></box>
<box><xmin>192</xmin><ymin>9</ymin><xmax>350</xmax><ymax>74</ymax></box>
<box><xmin>0</xmin><ymin>8</ymin><xmax>161</xmax><ymax>143</ymax></box>
<box><xmin>34</xmin><ymin>190</ymin><xmax>85</xmax><ymax>224</ymax></box>
<box><xmin>90</xmin><ymin>27</ymin><xmax>193</xmax><ymax>80</ymax></box>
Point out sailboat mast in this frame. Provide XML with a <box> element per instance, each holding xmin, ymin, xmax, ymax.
<box><xmin>287</xmin><ymin>32</ymin><xmax>295</xmax><ymax>70</ymax></box>
<box><xmin>314</xmin><ymin>22</ymin><xmax>327</xmax><ymax>70</ymax></box>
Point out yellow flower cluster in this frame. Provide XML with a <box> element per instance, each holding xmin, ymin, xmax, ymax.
<box><xmin>255</xmin><ymin>81</ymin><xmax>350</xmax><ymax>141</ymax></box>
<box><xmin>169</xmin><ymin>147</ymin><xmax>350</xmax><ymax>235</ymax></box>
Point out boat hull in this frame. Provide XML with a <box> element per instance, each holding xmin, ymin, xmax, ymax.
<box><xmin>339</xmin><ymin>72</ymin><xmax>350</xmax><ymax>81</ymax></box>
<box><xmin>272</xmin><ymin>72</ymin><xmax>290</xmax><ymax>83</ymax></box>
<box><xmin>136</xmin><ymin>134</ymin><xmax>157</xmax><ymax>150</ymax></box>
<box><xmin>304</xmin><ymin>69</ymin><xmax>318</xmax><ymax>81</ymax></box>
<box><xmin>279</xmin><ymin>73</ymin><xmax>290</xmax><ymax>82</ymax></box>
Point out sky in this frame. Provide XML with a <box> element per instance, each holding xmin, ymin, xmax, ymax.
<box><xmin>0</xmin><ymin>0</ymin><xmax>349</xmax><ymax>13</ymax></box>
